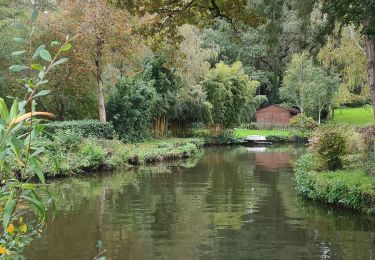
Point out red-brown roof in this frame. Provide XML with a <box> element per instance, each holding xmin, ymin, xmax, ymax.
<box><xmin>257</xmin><ymin>104</ymin><xmax>300</xmax><ymax>114</ymax></box>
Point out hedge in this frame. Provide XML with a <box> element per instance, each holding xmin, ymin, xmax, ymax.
<box><xmin>43</xmin><ymin>120</ymin><xmax>115</xmax><ymax>139</ymax></box>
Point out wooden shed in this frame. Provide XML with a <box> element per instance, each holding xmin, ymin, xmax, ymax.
<box><xmin>256</xmin><ymin>105</ymin><xmax>300</xmax><ymax>125</ymax></box>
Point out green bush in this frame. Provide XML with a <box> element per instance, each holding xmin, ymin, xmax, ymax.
<box><xmin>78</xmin><ymin>139</ymin><xmax>106</xmax><ymax>168</ymax></box>
<box><xmin>289</xmin><ymin>113</ymin><xmax>318</xmax><ymax>132</ymax></box>
<box><xmin>44</xmin><ymin>120</ymin><xmax>115</xmax><ymax>139</ymax></box>
<box><xmin>266</xmin><ymin>135</ymin><xmax>290</xmax><ymax>143</ymax></box>
<box><xmin>205</xmin><ymin>130</ymin><xmax>243</xmax><ymax>145</ymax></box>
<box><xmin>309</xmin><ymin>125</ymin><xmax>361</xmax><ymax>171</ymax></box>
<box><xmin>176</xmin><ymin>142</ymin><xmax>199</xmax><ymax>157</ymax></box>
<box><xmin>107</xmin><ymin>77</ymin><xmax>156</xmax><ymax>142</ymax></box>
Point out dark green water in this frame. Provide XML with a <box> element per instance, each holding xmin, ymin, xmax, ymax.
<box><xmin>26</xmin><ymin>146</ymin><xmax>375</xmax><ymax>260</ymax></box>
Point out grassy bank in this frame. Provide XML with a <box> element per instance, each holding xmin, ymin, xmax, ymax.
<box><xmin>36</xmin><ymin>134</ymin><xmax>204</xmax><ymax>177</ymax></box>
<box><xmin>332</xmin><ymin>107</ymin><xmax>374</xmax><ymax>126</ymax></box>
<box><xmin>233</xmin><ymin>128</ymin><xmax>309</xmax><ymax>143</ymax></box>
<box><xmin>295</xmin><ymin>154</ymin><xmax>375</xmax><ymax>215</ymax></box>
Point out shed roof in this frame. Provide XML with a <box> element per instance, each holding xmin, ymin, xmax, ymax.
<box><xmin>257</xmin><ymin>104</ymin><xmax>300</xmax><ymax>114</ymax></box>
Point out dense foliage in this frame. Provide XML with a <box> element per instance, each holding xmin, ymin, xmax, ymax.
<box><xmin>0</xmin><ymin>10</ymin><xmax>72</xmax><ymax>257</ymax></box>
<box><xmin>44</xmin><ymin>120</ymin><xmax>115</xmax><ymax>139</ymax></box>
<box><xmin>280</xmin><ymin>52</ymin><xmax>338</xmax><ymax>122</ymax></box>
<box><xmin>289</xmin><ymin>113</ymin><xmax>319</xmax><ymax>133</ymax></box>
<box><xmin>107</xmin><ymin>77</ymin><xmax>155</xmax><ymax>142</ymax></box>
<box><xmin>201</xmin><ymin>62</ymin><xmax>260</xmax><ymax>128</ymax></box>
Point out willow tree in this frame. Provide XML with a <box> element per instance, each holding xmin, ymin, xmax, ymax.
<box><xmin>310</xmin><ymin>0</ymin><xmax>375</xmax><ymax>117</ymax></box>
<box><xmin>318</xmin><ymin>26</ymin><xmax>368</xmax><ymax>107</ymax></box>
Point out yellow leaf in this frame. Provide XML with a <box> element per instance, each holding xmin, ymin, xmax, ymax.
<box><xmin>6</xmin><ymin>224</ymin><xmax>14</xmax><ymax>235</ymax></box>
<box><xmin>19</xmin><ymin>224</ymin><xmax>27</xmax><ymax>234</ymax></box>
<box><xmin>8</xmin><ymin>112</ymin><xmax>55</xmax><ymax>128</ymax></box>
<box><xmin>0</xmin><ymin>246</ymin><xmax>9</xmax><ymax>255</ymax></box>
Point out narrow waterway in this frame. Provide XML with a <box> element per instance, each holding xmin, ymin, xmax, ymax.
<box><xmin>26</xmin><ymin>146</ymin><xmax>375</xmax><ymax>259</ymax></box>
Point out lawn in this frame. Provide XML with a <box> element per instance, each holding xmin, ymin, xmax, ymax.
<box><xmin>332</xmin><ymin>107</ymin><xmax>374</xmax><ymax>126</ymax></box>
<box><xmin>234</xmin><ymin>129</ymin><xmax>290</xmax><ymax>138</ymax></box>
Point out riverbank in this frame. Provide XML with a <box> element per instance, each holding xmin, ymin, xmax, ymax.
<box><xmin>233</xmin><ymin>128</ymin><xmax>309</xmax><ymax>143</ymax></box>
<box><xmin>294</xmin><ymin>124</ymin><xmax>375</xmax><ymax>215</ymax></box>
<box><xmin>295</xmin><ymin>157</ymin><xmax>375</xmax><ymax>215</ymax></box>
<box><xmin>37</xmin><ymin>136</ymin><xmax>205</xmax><ymax>177</ymax></box>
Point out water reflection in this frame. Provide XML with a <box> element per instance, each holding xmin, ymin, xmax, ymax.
<box><xmin>26</xmin><ymin>146</ymin><xmax>375</xmax><ymax>260</ymax></box>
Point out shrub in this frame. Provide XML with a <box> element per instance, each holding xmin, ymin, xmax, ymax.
<box><xmin>205</xmin><ymin>130</ymin><xmax>243</xmax><ymax>145</ymax></box>
<box><xmin>289</xmin><ymin>113</ymin><xmax>318</xmax><ymax>132</ymax></box>
<box><xmin>266</xmin><ymin>135</ymin><xmax>290</xmax><ymax>143</ymax></box>
<box><xmin>44</xmin><ymin>120</ymin><xmax>114</xmax><ymax>139</ymax></box>
<box><xmin>176</xmin><ymin>142</ymin><xmax>199</xmax><ymax>157</ymax></box>
<box><xmin>107</xmin><ymin>77</ymin><xmax>156</xmax><ymax>142</ymax></box>
<box><xmin>309</xmin><ymin>125</ymin><xmax>361</xmax><ymax>171</ymax></box>
<box><xmin>78</xmin><ymin>139</ymin><xmax>106</xmax><ymax>168</ymax></box>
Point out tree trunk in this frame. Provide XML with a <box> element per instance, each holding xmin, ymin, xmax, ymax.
<box><xmin>96</xmin><ymin>35</ymin><xmax>106</xmax><ymax>123</ymax></box>
<box><xmin>364</xmin><ymin>32</ymin><xmax>375</xmax><ymax>118</ymax></box>
<box><xmin>318</xmin><ymin>108</ymin><xmax>322</xmax><ymax>125</ymax></box>
<box><xmin>94</xmin><ymin>0</ymin><xmax>106</xmax><ymax>123</ymax></box>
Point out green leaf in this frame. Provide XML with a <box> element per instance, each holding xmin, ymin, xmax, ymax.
<box><xmin>31</xmin><ymin>147</ymin><xmax>45</xmax><ymax>157</ymax></box>
<box><xmin>20</xmin><ymin>194</ymin><xmax>46</xmax><ymax>221</ymax></box>
<box><xmin>31</xmin><ymin>64</ymin><xmax>44</xmax><ymax>71</ymax></box>
<box><xmin>59</xmin><ymin>43</ymin><xmax>72</xmax><ymax>52</ymax></box>
<box><xmin>9</xmin><ymin>98</ymin><xmax>19</xmax><ymax>121</ymax></box>
<box><xmin>43</xmin><ymin>189</ymin><xmax>56</xmax><ymax>219</ymax></box>
<box><xmin>51</xmin><ymin>58</ymin><xmax>68</xmax><ymax>68</ymax></box>
<box><xmin>3</xmin><ymin>198</ymin><xmax>15</xmax><ymax>231</ymax></box>
<box><xmin>40</xmin><ymin>50</ymin><xmax>52</xmax><ymax>62</ymax></box>
<box><xmin>0</xmin><ymin>98</ymin><xmax>10</xmax><ymax>120</ymax></box>
<box><xmin>39</xmin><ymin>80</ymin><xmax>49</xmax><ymax>85</ymax></box>
<box><xmin>33</xmin><ymin>90</ymin><xmax>50</xmax><ymax>98</ymax></box>
<box><xmin>11</xmin><ymin>50</ymin><xmax>26</xmax><ymax>56</ymax></box>
<box><xmin>9</xmin><ymin>65</ymin><xmax>29</xmax><ymax>72</ymax></box>
<box><xmin>51</xmin><ymin>41</ymin><xmax>60</xmax><ymax>46</ymax></box>
<box><xmin>30</xmin><ymin>157</ymin><xmax>45</xmax><ymax>184</ymax></box>
<box><xmin>39</xmin><ymin>70</ymin><xmax>45</xmax><ymax>80</ymax></box>
<box><xmin>31</xmin><ymin>9</ymin><xmax>38</xmax><ymax>22</ymax></box>
<box><xmin>32</xmin><ymin>45</ymin><xmax>46</xmax><ymax>60</ymax></box>
<box><xmin>96</xmin><ymin>240</ymin><xmax>103</xmax><ymax>250</ymax></box>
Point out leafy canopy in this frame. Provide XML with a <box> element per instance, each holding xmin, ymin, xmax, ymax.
<box><xmin>201</xmin><ymin>61</ymin><xmax>259</xmax><ymax>127</ymax></box>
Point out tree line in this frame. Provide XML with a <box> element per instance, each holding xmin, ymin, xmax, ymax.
<box><xmin>0</xmin><ymin>0</ymin><xmax>374</xmax><ymax>140</ymax></box>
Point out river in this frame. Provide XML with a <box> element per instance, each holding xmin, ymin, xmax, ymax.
<box><xmin>26</xmin><ymin>146</ymin><xmax>375</xmax><ymax>259</ymax></box>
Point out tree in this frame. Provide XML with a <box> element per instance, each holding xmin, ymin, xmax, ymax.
<box><xmin>280</xmin><ymin>52</ymin><xmax>337</xmax><ymax>122</ymax></box>
<box><xmin>280</xmin><ymin>52</ymin><xmax>315</xmax><ymax>114</ymax></box>
<box><xmin>201</xmin><ymin>61</ymin><xmax>259</xmax><ymax>128</ymax></box>
<box><xmin>141</xmin><ymin>54</ymin><xmax>183</xmax><ymax>137</ymax></box>
<box><xmin>311</xmin><ymin>0</ymin><xmax>375</xmax><ymax>117</ymax></box>
<box><xmin>107</xmin><ymin>77</ymin><xmax>156</xmax><ymax>142</ymax></box>
<box><xmin>111</xmin><ymin>0</ymin><xmax>264</xmax><ymax>33</ymax></box>
<box><xmin>39</xmin><ymin>0</ymin><xmax>144</xmax><ymax>122</ymax></box>
<box><xmin>318</xmin><ymin>26</ymin><xmax>369</xmax><ymax>107</ymax></box>
<box><xmin>178</xmin><ymin>25</ymin><xmax>217</xmax><ymax>86</ymax></box>
<box><xmin>307</xmin><ymin>68</ymin><xmax>339</xmax><ymax>124</ymax></box>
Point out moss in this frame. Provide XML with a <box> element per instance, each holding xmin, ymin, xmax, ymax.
<box><xmin>295</xmin><ymin>155</ymin><xmax>375</xmax><ymax>214</ymax></box>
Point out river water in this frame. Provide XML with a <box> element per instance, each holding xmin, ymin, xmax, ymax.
<box><xmin>26</xmin><ymin>146</ymin><xmax>375</xmax><ymax>259</ymax></box>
